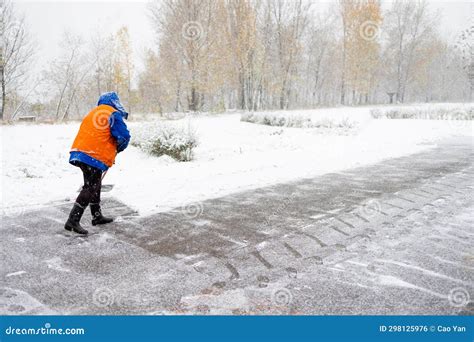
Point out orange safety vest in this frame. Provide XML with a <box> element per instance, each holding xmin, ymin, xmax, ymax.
<box><xmin>71</xmin><ymin>105</ymin><xmax>118</xmax><ymax>167</ymax></box>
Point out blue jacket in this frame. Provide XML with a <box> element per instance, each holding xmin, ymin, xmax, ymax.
<box><xmin>69</xmin><ymin>92</ymin><xmax>131</xmax><ymax>171</ymax></box>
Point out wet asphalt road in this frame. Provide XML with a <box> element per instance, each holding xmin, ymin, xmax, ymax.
<box><xmin>1</xmin><ymin>137</ymin><xmax>473</xmax><ymax>315</ymax></box>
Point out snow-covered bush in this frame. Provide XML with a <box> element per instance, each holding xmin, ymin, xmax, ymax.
<box><xmin>370</xmin><ymin>109</ymin><xmax>384</xmax><ymax>119</ymax></box>
<box><xmin>370</xmin><ymin>103</ymin><xmax>474</xmax><ymax>120</ymax></box>
<box><xmin>132</xmin><ymin>122</ymin><xmax>198</xmax><ymax>162</ymax></box>
<box><xmin>241</xmin><ymin>111</ymin><xmax>356</xmax><ymax>130</ymax></box>
<box><xmin>242</xmin><ymin>111</ymin><xmax>311</xmax><ymax>127</ymax></box>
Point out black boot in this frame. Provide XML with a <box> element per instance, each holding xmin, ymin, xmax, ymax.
<box><xmin>90</xmin><ymin>204</ymin><xmax>114</xmax><ymax>226</ymax></box>
<box><xmin>65</xmin><ymin>203</ymin><xmax>88</xmax><ymax>235</ymax></box>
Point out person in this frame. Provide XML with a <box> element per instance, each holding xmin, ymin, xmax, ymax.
<box><xmin>65</xmin><ymin>92</ymin><xmax>131</xmax><ymax>235</ymax></box>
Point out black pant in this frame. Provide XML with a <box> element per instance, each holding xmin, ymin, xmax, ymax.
<box><xmin>74</xmin><ymin>162</ymin><xmax>103</xmax><ymax>208</ymax></box>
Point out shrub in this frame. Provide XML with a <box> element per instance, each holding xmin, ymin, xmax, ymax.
<box><xmin>149</xmin><ymin>127</ymin><xmax>197</xmax><ymax>161</ymax></box>
<box><xmin>132</xmin><ymin>123</ymin><xmax>198</xmax><ymax>162</ymax></box>
<box><xmin>241</xmin><ymin>111</ymin><xmax>356</xmax><ymax>130</ymax></box>
<box><xmin>370</xmin><ymin>104</ymin><xmax>474</xmax><ymax>120</ymax></box>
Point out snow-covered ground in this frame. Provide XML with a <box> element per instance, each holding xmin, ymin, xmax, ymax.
<box><xmin>1</xmin><ymin>106</ymin><xmax>473</xmax><ymax>216</ymax></box>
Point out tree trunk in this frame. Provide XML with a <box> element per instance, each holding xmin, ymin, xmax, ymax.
<box><xmin>175</xmin><ymin>81</ymin><xmax>181</xmax><ymax>112</ymax></box>
<box><xmin>0</xmin><ymin>65</ymin><xmax>5</xmax><ymax>120</ymax></box>
<box><xmin>340</xmin><ymin>13</ymin><xmax>347</xmax><ymax>106</ymax></box>
<box><xmin>238</xmin><ymin>72</ymin><xmax>245</xmax><ymax>110</ymax></box>
<box><xmin>189</xmin><ymin>86</ymin><xmax>197</xmax><ymax>112</ymax></box>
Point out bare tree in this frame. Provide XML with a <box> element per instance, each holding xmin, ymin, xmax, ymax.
<box><xmin>90</xmin><ymin>31</ymin><xmax>115</xmax><ymax>97</ymax></box>
<box><xmin>0</xmin><ymin>0</ymin><xmax>34</xmax><ymax>120</ymax></box>
<box><xmin>225</xmin><ymin>0</ymin><xmax>260</xmax><ymax>110</ymax></box>
<box><xmin>455</xmin><ymin>26</ymin><xmax>474</xmax><ymax>101</ymax></box>
<box><xmin>303</xmin><ymin>11</ymin><xmax>337</xmax><ymax>107</ymax></box>
<box><xmin>268</xmin><ymin>0</ymin><xmax>311</xmax><ymax>109</ymax></box>
<box><xmin>138</xmin><ymin>49</ymin><xmax>163</xmax><ymax>113</ymax></box>
<box><xmin>384</xmin><ymin>0</ymin><xmax>437</xmax><ymax>103</ymax></box>
<box><xmin>44</xmin><ymin>32</ymin><xmax>94</xmax><ymax>121</ymax></box>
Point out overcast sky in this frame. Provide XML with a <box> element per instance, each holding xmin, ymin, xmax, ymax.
<box><xmin>15</xmin><ymin>0</ymin><xmax>473</xmax><ymax>76</ymax></box>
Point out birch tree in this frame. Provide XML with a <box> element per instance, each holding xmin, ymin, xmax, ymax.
<box><xmin>346</xmin><ymin>0</ymin><xmax>382</xmax><ymax>104</ymax></box>
<box><xmin>113</xmin><ymin>26</ymin><xmax>134</xmax><ymax>111</ymax></box>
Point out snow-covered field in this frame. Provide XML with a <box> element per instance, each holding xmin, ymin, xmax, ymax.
<box><xmin>1</xmin><ymin>106</ymin><xmax>473</xmax><ymax>216</ymax></box>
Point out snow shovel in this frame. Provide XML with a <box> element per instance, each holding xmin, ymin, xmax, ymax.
<box><xmin>100</xmin><ymin>170</ymin><xmax>114</xmax><ymax>192</ymax></box>
<box><xmin>77</xmin><ymin>170</ymin><xmax>114</xmax><ymax>193</ymax></box>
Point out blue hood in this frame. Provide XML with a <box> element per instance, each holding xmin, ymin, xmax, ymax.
<box><xmin>97</xmin><ymin>92</ymin><xmax>128</xmax><ymax>119</ymax></box>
